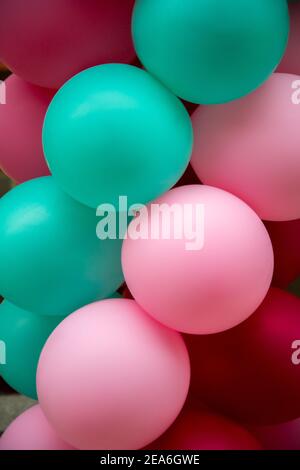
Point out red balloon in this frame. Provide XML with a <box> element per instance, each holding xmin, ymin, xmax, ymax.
<box><xmin>120</xmin><ymin>284</ymin><xmax>133</xmax><ymax>299</ymax></box>
<box><xmin>174</xmin><ymin>164</ymin><xmax>200</xmax><ymax>187</ymax></box>
<box><xmin>277</xmin><ymin>3</ymin><xmax>300</xmax><ymax>76</ymax></box>
<box><xmin>253</xmin><ymin>417</ymin><xmax>300</xmax><ymax>450</ymax></box>
<box><xmin>181</xmin><ymin>100</ymin><xmax>199</xmax><ymax>116</ymax></box>
<box><xmin>0</xmin><ymin>75</ymin><xmax>53</xmax><ymax>183</ymax></box>
<box><xmin>0</xmin><ymin>0</ymin><xmax>135</xmax><ymax>89</ymax></box>
<box><xmin>148</xmin><ymin>406</ymin><xmax>261</xmax><ymax>450</ymax></box>
<box><xmin>264</xmin><ymin>219</ymin><xmax>300</xmax><ymax>288</ymax></box>
<box><xmin>186</xmin><ymin>288</ymin><xmax>300</xmax><ymax>425</ymax></box>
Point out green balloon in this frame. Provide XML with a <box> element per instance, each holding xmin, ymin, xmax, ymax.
<box><xmin>132</xmin><ymin>0</ymin><xmax>289</xmax><ymax>104</ymax></box>
<box><xmin>43</xmin><ymin>64</ymin><xmax>193</xmax><ymax>209</ymax></box>
<box><xmin>0</xmin><ymin>177</ymin><xmax>124</xmax><ymax>316</ymax></box>
<box><xmin>0</xmin><ymin>301</ymin><xmax>66</xmax><ymax>399</ymax></box>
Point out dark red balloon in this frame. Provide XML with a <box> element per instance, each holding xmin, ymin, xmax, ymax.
<box><xmin>181</xmin><ymin>100</ymin><xmax>199</xmax><ymax>116</ymax></box>
<box><xmin>174</xmin><ymin>164</ymin><xmax>200</xmax><ymax>187</ymax></box>
<box><xmin>253</xmin><ymin>419</ymin><xmax>300</xmax><ymax>450</ymax></box>
<box><xmin>148</xmin><ymin>406</ymin><xmax>261</xmax><ymax>450</ymax></box>
<box><xmin>0</xmin><ymin>0</ymin><xmax>135</xmax><ymax>89</ymax></box>
<box><xmin>186</xmin><ymin>288</ymin><xmax>300</xmax><ymax>425</ymax></box>
<box><xmin>277</xmin><ymin>3</ymin><xmax>300</xmax><ymax>76</ymax></box>
<box><xmin>265</xmin><ymin>219</ymin><xmax>300</xmax><ymax>288</ymax></box>
<box><xmin>120</xmin><ymin>283</ymin><xmax>133</xmax><ymax>299</ymax></box>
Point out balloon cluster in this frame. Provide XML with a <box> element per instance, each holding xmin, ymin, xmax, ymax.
<box><xmin>0</xmin><ymin>0</ymin><xmax>299</xmax><ymax>451</ymax></box>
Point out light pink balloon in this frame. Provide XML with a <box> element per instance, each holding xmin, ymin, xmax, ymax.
<box><xmin>253</xmin><ymin>419</ymin><xmax>300</xmax><ymax>450</ymax></box>
<box><xmin>37</xmin><ymin>299</ymin><xmax>190</xmax><ymax>450</ymax></box>
<box><xmin>122</xmin><ymin>185</ymin><xmax>274</xmax><ymax>334</ymax></box>
<box><xmin>0</xmin><ymin>0</ymin><xmax>136</xmax><ymax>89</ymax></box>
<box><xmin>191</xmin><ymin>73</ymin><xmax>300</xmax><ymax>221</ymax></box>
<box><xmin>0</xmin><ymin>405</ymin><xmax>74</xmax><ymax>450</ymax></box>
<box><xmin>277</xmin><ymin>3</ymin><xmax>300</xmax><ymax>76</ymax></box>
<box><xmin>0</xmin><ymin>75</ymin><xmax>53</xmax><ymax>183</ymax></box>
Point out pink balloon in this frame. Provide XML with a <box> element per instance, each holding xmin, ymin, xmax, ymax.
<box><xmin>277</xmin><ymin>3</ymin><xmax>300</xmax><ymax>76</ymax></box>
<box><xmin>149</xmin><ymin>406</ymin><xmax>262</xmax><ymax>450</ymax></box>
<box><xmin>191</xmin><ymin>73</ymin><xmax>300</xmax><ymax>221</ymax></box>
<box><xmin>37</xmin><ymin>299</ymin><xmax>190</xmax><ymax>450</ymax></box>
<box><xmin>0</xmin><ymin>405</ymin><xmax>74</xmax><ymax>450</ymax></box>
<box><xmin>187</xmin><ymin>288</ymin><xmax>300</xmax><ymax>425</ymax></box>
<box><xmin>265</xmin><ymin>219</ymin><xmax>300</xmax><ymax>287</ymax></box>
<box><xmin>122</xmin><ymin>185</ymin><xmax>273</xmax><ymax>334</ymax></box>
<box><xmin>0</xmin><ymin>0</ymin><xmax>136</xmax><ymax>89</ymax></box>
<box><xmin>253</xmin><ymin>419</ymin><xmax>300</xmax><ymax>450</ymax></box>
<box><xmin>0</xmin><ymin>75</ymin><xmax>53</xmax><ymax>182</ymax></box>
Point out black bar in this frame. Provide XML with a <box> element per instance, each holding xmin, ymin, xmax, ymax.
<box><xmin>0</xmin><ymin>450</ymin><xmax>300</xmax><ymax>467</ymax></box>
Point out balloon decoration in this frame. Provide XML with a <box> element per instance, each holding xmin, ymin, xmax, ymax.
<box><xmin>187</xmin><ymin>288</ymin><xmax>300</xmax><ymax>425</ymax></box>
<box><xmin>0</xmin><ymin>177</ymin><xmax>124</xmax><ymax>315</ymax></box>
<box><xmin>43</xmin><ymin>64</ymin><xmax>193</xmax><ymax>209</ymax></box>
<box><xmin>0</xmin><ymin>406</ymin><xmax>74</xmax><ymax>450</ymax></box>
<box><xmin>2</xmin><ymin>0</ymin><xmax>300</xmax><ymax>453</ymax></box>
<box><xmin>0</xmin><ymin>0</ymin><xmax>135</xmax><ymax>89</ymax></box>
<box><xmin>37</xmin><ymin>299</ymin><xmax>190</xmax><ymax>450</ymax></box>
<box><xmin>122</xmin><ymin>185</ymin><xmax>273</xmax><ymax>334</ymax></box>
<box><xmin>132</xmin><ymin>0</ymin><xmax>289</xmax><ymax>104</ymax></box>
<box><xmin>0</xmin><ymin>75</ymin><xmax>53</xmax><ymax>183</ymax></box>
<box><xmin>191</xmin><ymin>73</ymin><xmax>300</xmax><ymax>221</ymax></box>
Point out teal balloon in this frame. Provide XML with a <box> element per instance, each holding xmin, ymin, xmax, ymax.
<box><xmin>0</xmin><ymin>177</ymin><xmax>124</xmax><ymax>316</ymax></box>
<box><xmin>43</xmin><ymin>64</ymin><xmax>193</xmax><ymax>209</ymax></box>
<box><xmin>132</xmin><ymin>0</ymin><xmax>289</xmax><ymax>104</ymax></box>
<box><xmin>0</xmin><ymin>301</ymin><xmax>66</xmax><ymax>399</ymax></box>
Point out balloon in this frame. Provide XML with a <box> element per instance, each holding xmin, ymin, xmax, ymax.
<box><xmin>0</xmin><ymin>75</ymin><xmax>53</xmax><ymax>183</ymax></box>
<box><xmin>0</xmin><ymin>300</ymin><xmax>66</xmax><ymax>399</ymax></box>
<box><xmin>182</xmin><ymin>101</ymin><xmax>199</xmax><ymax>117</ymax></box>
<box><xmin>0</xmin><ymin>177</ymin><xmax>123</xmax><ymax>315</ymax></box>
<box><xmin>191</xmin><ymin>73</ymin><xmax>300</xmax><ymax>221</ymax></box>
<box><xmin>122</xmin><ymin>185</ymin><xmax>273</xmax><ymax>334</ymax></box>
<box><xmin>132</xmin><ymin>0</ymin><xmax>289</xmax><ymax>104</ymax></box>
<box><xmin>0</xmin><ymin>405</ymin><xmax>74</xmax><ymax>450</ymax></box>
<box><xmin>149</xmin><ymin>407</ymin><xmax>262</xmax><ymax>450</ymax></box>
<box><xmin>265</xmin><ymin>219</ymin><xmax>300</xmax><ymax>287</ymax></box>
<box><xmin>43</xmin><ymin>64</ymin><xmax>193</xmax><ymax>209</ymax></box>
<box><xmin>277</xmin><ymin>3</ymin><xmax>300</xmax><ymax>75</ymax></box>
<box><xmin>37</xmin><ymin>299</ymin><xmax>190</xmax><ymax>450</ymax></box>
<box><xmin>174</xmin><ymin>165</ymin><xmax>200</xmax><ymax>188</ymax></box>
<box><xmin>253</xmin><ymin>418</ymin><xmax>300</xmax><ymax>450</ymax></box>
<box><xmin>121</xmin><ymin>285</ymin><xmax>134</xmax><ymax>299</ymax></box>
<box><xmin>187</xmin><ymin>288</ymin><xmax>300</xmax><ymax>425</ymax></box>
<box><xmin>0</xmin><ymin>0</ymin><xmax>135</xmax><ymax>89</ymax></box>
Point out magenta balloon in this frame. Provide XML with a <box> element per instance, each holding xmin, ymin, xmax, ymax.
<box><xmin>0</xmin><ymin>0</ymin><xmax>136</xmax><ymax>89</ymax></box>
<box><xmin>0</xmin><ymin>405</ymin><xmax>74</xmax><ymax>450</ymax></box>
<box><xmin>0</xmin><ymin>75</ymin><xmax>53</xmax><ymax>182</ymax></box>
